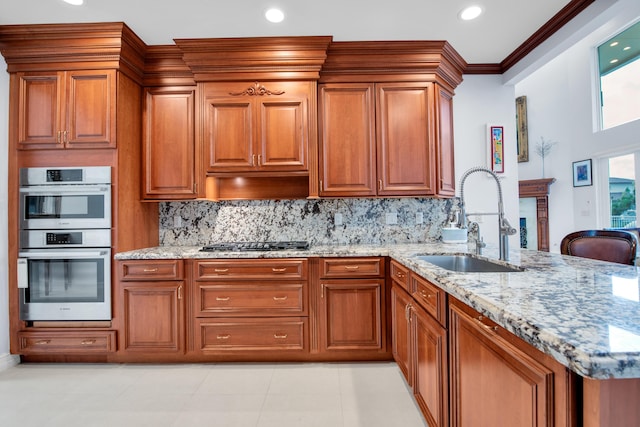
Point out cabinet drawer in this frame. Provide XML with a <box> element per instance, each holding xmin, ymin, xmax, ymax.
<box><xmin>196</xmin><ymin>283</ymin><xmax>306</xmax><ymax>316</ymax></box>
<box><xmin>195</xmin><ymin>317</ymin><xmax>307</xmax><ymax>352</ymax></box>
<box><xmin>118</xmin><ymin>260</ymin><xmax>184</xmax><ymax>281</ymax></box>
<box><xmin>320</xmin><ymin>257</ymin><xmax>384</xmax><ymax>278</ymax></box>
<box><xmin>411</xmin><ymin>274</ymin><xmax>447</xmax><ymax>327</ymax></box>
<box><xmin>195</xmin><ymin>259</ymin><xmax>307</xmax><ymax>280</ymax></box>
<box><xmin>17</xmin><ymin>330</ymin><xmax>116</xmax><ymax>354</ymax></box>
<box><xmin>390</xmin><ymin>260</ymin><xmax>410</xmax><ymax>291</ymax></box>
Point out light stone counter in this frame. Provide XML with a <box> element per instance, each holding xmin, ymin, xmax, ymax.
<box><xmin>115</xmin><ymin>242</ymin><xmax>640</xmax><ymax>379</ymax></box>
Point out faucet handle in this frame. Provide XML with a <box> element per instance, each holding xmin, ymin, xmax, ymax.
<box><xmin>501</xmin><ymin>218</ymin><xmax>518</xmax><ymax>235</ymax></box>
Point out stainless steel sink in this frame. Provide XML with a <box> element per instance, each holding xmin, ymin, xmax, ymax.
<box><xmin>415</xmin><ymin>254</ymin><xmax>524</xmax><ymax>273</ymax></box>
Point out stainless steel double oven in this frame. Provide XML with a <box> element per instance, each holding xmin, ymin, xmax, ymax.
<box><xmin>17</xmin><ymin>166</ymin><xmax>112</xmax><ymax>321</ymax></box>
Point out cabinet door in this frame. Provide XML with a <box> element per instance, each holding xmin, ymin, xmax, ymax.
<box><xmin>121</xmin><ymin>281</ymin><xmax>185</xmax><ymax>353</ymax></box>
<box><xmin>391</xmin><ymin>284</ymin><xmax>412</xmax><ymax>384</ymax></box>
<box><xmin>435</xmin><ymin>86</ymin><xmax>456</xmax><ymax>196</ymax></box>
<box><xmin>319</xmin><ymin>279</ymin><xmax>384</xmax><ymax>352</ymax></box>
<box><xmin>202</xmin><ymin>81</ymin><xmax>311</xmax><ymax>173</ymax></box>
<box><xmin>16</xmin><ymin>70</ymin><xmax>116</xmax><ymax>150</ymax></box>
<box><xmin>413</xmin><ymin>302</ymin><xmax>448</xmax><ymax>427</ymax></box>
<box><xmin>376</xmin><ymin>82</ymin><xmax>436</xmax><ymax>196</ymax></box>
<box><xmin>256</xmin><ymin>81</ymin><xmax>309</xmax><ymax>171</ymax></box>
<box><xmin>202</xmin><ymin>84</ymin><xmax>254</xmax><ymax>172</ymax></box>
<box><xmin>16</xmin><ymin>72</ymin><xmax>64</xmax><ymax>149</ymax></box>
<box><xmin>449</xmin><ymin>301</ymin><xmax>554</xmax><ymax>427</ymax></box>
<box><xmin>65</xmin><ymin>70</ymin><xmax>116</xmax><ymax>149</ymax></box>
<box><xmin>318</xmin><ymin>83</ymin><xmax>376</xmax><ymax>196</ymax></box>
<box><xmin>143</xmin><ymin>87</ymin><xmax>199</xmax><ymax>199</ymax></box>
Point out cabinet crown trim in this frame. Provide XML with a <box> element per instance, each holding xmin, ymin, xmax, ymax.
<box><xmin>174</xmin><ymin>36</ymin><xmax>333</xmax><ymax>81</ymax></box>
<box><xmin>320</xmin><ymin>41</ymin><xmax>467</xmax><ymax>91</ymax></box>
<box><xmin>0</xmin><ymin>22</ymin><xmax>146</xmax><ymax>83</ymax></box>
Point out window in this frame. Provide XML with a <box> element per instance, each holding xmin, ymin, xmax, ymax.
<box><xmin>608</xmin><ymin>153</ymin><xmax>637</xmax><ymax>229</ymax></box>
<box><xmin>597</xmin><ymin>20</ymin><xmax>640</xmax><ymax>130</ymax></box>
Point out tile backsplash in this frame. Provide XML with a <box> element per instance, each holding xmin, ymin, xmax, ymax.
<box><xmin>159</xmin><ymin>198</ymin><xmax>458</xmax><ymax>246</ymax></box>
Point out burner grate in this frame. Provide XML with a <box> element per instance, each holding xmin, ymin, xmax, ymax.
<box><xmin>200</xmin><ymin>241</ymin><xmax>309</xmax><ymax>252</ymax></box>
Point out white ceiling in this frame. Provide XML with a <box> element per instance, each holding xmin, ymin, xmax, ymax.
<box><xmin>0</xmin><ymin>0</ymin><xmax>574</xmax><ymax>64</ymax></box>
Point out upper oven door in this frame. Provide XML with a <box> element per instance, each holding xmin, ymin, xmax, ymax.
<box><xmin>19</xmin><ymin>184</ymin><xmax>111</xmax><ymax>230</ymax></box>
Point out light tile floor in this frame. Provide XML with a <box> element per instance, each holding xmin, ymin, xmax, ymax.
<box><xmin>0</xmin><ymin>362</ymin><xmax>428</xmax><ymax>427</ymax></box>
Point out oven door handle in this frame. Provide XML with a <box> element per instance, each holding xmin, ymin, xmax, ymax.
<box><xmin>17</xmin><ymin>258</ymin><xmax>28</xmax><ymax>289</ymax></box>
<box><xmin>18</xmin><ymin>250</ymin><xmax>110</xmax><ymax>259</ymax></box>
<box><xmin>19</xmin><ymin>185</ymin><xmax>110</xmax><ymax>194</ymax></box>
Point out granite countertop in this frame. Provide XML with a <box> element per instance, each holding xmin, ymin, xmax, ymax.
<box><xmin>115</xmin><ymin>243</ymin><xmax>640</xmax><ymax>380</ymax></box>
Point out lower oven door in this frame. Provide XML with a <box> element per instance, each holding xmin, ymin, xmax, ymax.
<box><xmin>17</xmin><ymin>248</ymin><xmax>111</xmax><ymax>321</ymax></box>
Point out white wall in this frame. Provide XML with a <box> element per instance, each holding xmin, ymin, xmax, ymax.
<box><xmin>515</xmin><ymin>0</ymin><xmax>640</xmax><ymax>252</ymax></box>
<box><xmin>0</xmin><ymin>56</ymin><xmax>12</xmax><ymax>364</ymax></box>
<box><xmin>453</xmin><ymin>74</ymin><xmax>520</xmax><ymax>248</ymax></box>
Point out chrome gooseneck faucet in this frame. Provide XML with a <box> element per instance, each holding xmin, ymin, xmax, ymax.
<box><xmin>456</xmin><ymin>166</ymin><xmax>517</xmax><ymax>261</ymax></box>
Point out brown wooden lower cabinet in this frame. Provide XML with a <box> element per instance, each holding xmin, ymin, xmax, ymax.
<box><xmin>120</xmin><ymin>281</ymin><xmax>185</xmax><ymax>353</ymax></box>
<box><xmin>390</xmin><ymin>261</ymin><xmax>448</xmax><ymax>427</ymax></box>
<box><xmin>17</xmin><ymin>330</ymin><xmax>116</xmax><ymax>354</ymax></box>
<box><xmin>116</xmin><ymin>260</ymin><xmax>186</xmax><ymax>355</ymax></box>
<box><xmin>413</xmin><ymin>298</ymin><xmax>448</xmax><ymax>427</ymax></box>
<box><xmin>195</xmin><ymin>317</ymin><xmax>308</xmax><ymax>353</ymax></box>
<box><xmin>391</xmin><ymin>283</ymin><xmax>412</xmax><ymax>383</ymax></box>
<box><xmin>316</xmin><ymin>258</ymin><xmax>388</xmax><ymax>358</ymax></box>
<box><xmin>449</xmin><ymin>296</ymin><xmax>577</xmax><ymax>427</ymax></box>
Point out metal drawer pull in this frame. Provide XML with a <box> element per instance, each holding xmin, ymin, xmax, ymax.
<box><xmin>216</xmin><ymin>334</ymin><xmax>231</xmax><ymax>340</ymax></box>
<box><xmin>419</xmin><ymin>290</ymin><xmax>433</xmax><ymax>299</ymax></box>
<box><xmin>214</xmin><ymin>268</ymin><xmax>229</xmax><ymax>273</ymax></box>
<box><xmin>216</xmin><ymin>296</ymin><xmax>231</xmax><ymax>301</ymax></box>
<box><xmin>344</xmin><ymin>265</ymin><xmax>360</xmax><ymax>270</ymax></box>
<box><xmin>273</xmin><ymin>296</ymin><xmax>288</xmax><ymax>301</ymax></box>
<box><xmin>272</xmin><ymin>268</ymin><xmax>287</xmax><ymax>273</ymax></box>
<box><xmin>274</xmin><ymin>333</ymin><xmax>288</xmax><ymax>339</ymax></box>
<box><xmin>475</xmin><ymin>316</ymin><xmax>499</xmax><ymax>332</ymax></box>
<box><xmin>143</xmin><ymin>268</ymin><xmax>158</xmax><ymax>272</ymax></box>
<box><xmin>396</xmin><ymin>272</ymin><xmax>405</xmax><ymax>278</ymax></box>
<box><xmin>35</xmin><ymin>339</ymin><xmax>51</xmax><ymax>345</ymax></box>
<box><xmin>81</xmin><ymin>339</ymin><xmax>96</xmax><ymax>345</ymax></box>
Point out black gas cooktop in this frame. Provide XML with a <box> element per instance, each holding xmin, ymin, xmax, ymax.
<box><xmin>200</xmin><ymin>241</ymin><xmax>310</xmax><ymax>252</ymax></box>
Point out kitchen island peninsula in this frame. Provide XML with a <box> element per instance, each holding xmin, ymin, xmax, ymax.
<box><xmin>115</xmin><ymin>242</ymin><xmax>640</xmax><ymax>427</ymax></box>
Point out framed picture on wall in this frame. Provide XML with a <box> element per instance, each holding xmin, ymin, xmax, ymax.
<box><xmin>489</xmin><ymin>125</ymin><xmax>505</xmax><ymax>173</ymax></box>
<box><xmin>573</xmin><ymin>159</ymin><xmax>592</xmax><ymax>187</ymax></box>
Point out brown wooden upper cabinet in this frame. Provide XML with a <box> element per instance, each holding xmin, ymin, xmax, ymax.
<box><xmin>201</xmin><ymin>81</ymin><xmax>312</xmax><ymax>174</ymax></box>
<box><xmin>318</xmin><ymin>41</ymin><xmax>464</xmax><ymax>198</ymax></box>
<box><xmin>143</xmin><ymin>86</ymin><xmax>200</xmax><ymax>200</ymax></box>
<box><xmin>319</xmin><ymin>82</ymin><xmax>455</xmax><ymax>197</ymax></box>
<box><xmin>15</xmin><ymin>70</ymin><xmax>116</xmax><ymax>150</ymax></box>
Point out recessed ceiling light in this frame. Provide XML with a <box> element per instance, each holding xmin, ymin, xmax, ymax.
<box><xmin>610</xmin><ymin>41</ymin><xmax>619</xmax><ymax>47</ymax></box>
<box><xmin>459</xmin><ymin>5</ymin><xmax>483</xmax><ymax>21</ymax></box>
<box><xmin>63</xmin><ymin>0</ymin><xmax>84</xmax><ymax>5</ymax></box>
<box><xmin>265</xmin><ymin>8</ymin><xmax>285</xmax><ymax>23</ymax></box>
<box><xmin>610</xmin><ymin>59</ymin><xmax>619</xmax><ymax>64</ymax></box>
<box><xmin>623</xmin><ymin>46</ymin><xmax>631</xmax><ymax>51</ymax></box>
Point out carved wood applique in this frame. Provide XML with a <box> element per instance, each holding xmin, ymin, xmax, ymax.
<box><xmin>229</xmin><ymin>82</ymin><xmax>285</xmax><ymax>96</ymax></box>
